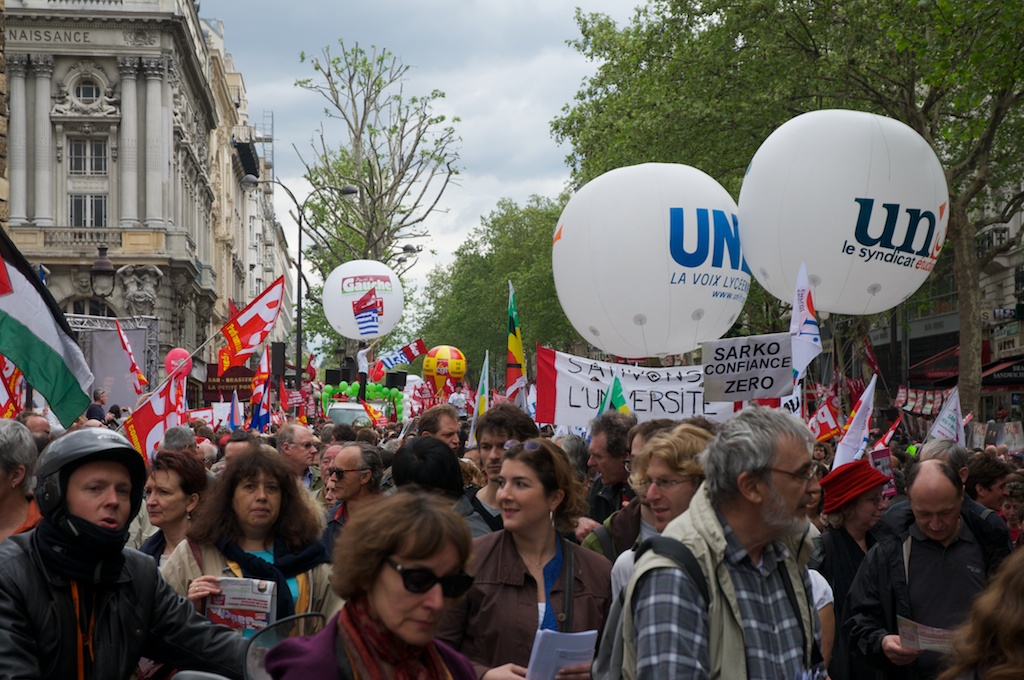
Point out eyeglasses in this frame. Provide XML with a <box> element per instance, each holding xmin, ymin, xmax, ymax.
<box><xmin>328</xmin><ymin>467</ymin><xmax>368</xmax><ymax>479</ymax></box>
<box><xmin>638</xmin><ymin>476</ymin><xmax>694</xmax><ymax>492</ymax></box>
<box><xmin>385</xmin><ymin>558</ymin><xmax>475</xmax><ymax>598</ymax></box>
<box><xmin>766</xmin><ymin>466</ymin><xmax>816</xmax><ymax>482</ymax></box>
<box><xmin>293</xmin><ymin>441</ymin><xmax>317</xmax><ymax>449</ymax></box>
<box><xmin>504</xmin><ymin>439</ymin><xmax>542</xmax><ymax>452</ymax></box>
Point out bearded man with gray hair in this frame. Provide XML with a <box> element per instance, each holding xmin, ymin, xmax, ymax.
<box><xmin>622</xmin><ymin>407</ymin><xmax>822</xmax><ymax>679</ymax></box>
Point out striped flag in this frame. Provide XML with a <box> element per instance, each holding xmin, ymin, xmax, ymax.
<box><xmin>506</xmin><ymin>281</ymin><xmax>527</xmax><ymax>408</ymax></box>
<box><xmin>352</xmin><ymin>288</ymin><xmax>381</xmax><ymax>337</ymax></box>
<box><xmin>115</xmin><ymin>320</ymin><xmax>149</xmax><ymax>395</ymax></box>
<box><xmin>467</xmin><ymin>350</ymin><xmax>489</xmax><ymax>446</ymax></box>
<box><xmin>380</xmin><ymin>338</ymin><xmax>428</xmax><ymax>370</ymax></box>
<box><xmin>0</xmin><ymin>228</ymin><xmax>93</xmax><ymax>426</ymax></box>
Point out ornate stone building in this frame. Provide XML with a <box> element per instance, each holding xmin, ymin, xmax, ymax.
<box><xmin>4</xmin><ymin>1</ymin><xmax>292</xmax><ymax>398</ymax></box>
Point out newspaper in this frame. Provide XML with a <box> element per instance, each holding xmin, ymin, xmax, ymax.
<box><xmin>896</xmin><ymin>615</ymin><xmax>954</xmax><ymax>654</ymax></box>
<box><xmin>526</xmin><ymin>629</ymin><xmax>597</xmax><ymax>680</ymax></box>
<box><xmin>205</xmin><ymin>577</ymin><xmax>277</xmax><ymax>633</ymax></box>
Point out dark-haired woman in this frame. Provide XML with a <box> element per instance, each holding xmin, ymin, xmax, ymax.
<box><xmin>265</xmin><ymin>490</ymin><xmax>477</xmax><ymax>679</ymax></box>
<box><xmin>438</xmin><ymin>439</ymin><xmax>611</xmax><ymax>679</ymax></box>
<box><xmin>139</xmin><ymin>449</ymin><xmax>207</xmax><ymax>568</ymax></box>
<box><xmin>163</xmin><ymin>444</ymin><xmax>339</xmax><ymax>634</ymax></box>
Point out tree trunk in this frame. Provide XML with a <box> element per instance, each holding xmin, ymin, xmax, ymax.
<box><xmin>950</xmin><ymin>201</ymin><xmax>982</xmax><ymax>417</ymax></box>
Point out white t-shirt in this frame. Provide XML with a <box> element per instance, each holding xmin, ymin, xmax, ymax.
<box><xmin>808</xmin><ymin>568</ymin><xmax>834</xmax><ymax>611</ymax></box>
<box><xmin>357</xmin><ymin>348</ymin><xmax>370</xmax><ymax>374</ymax></box>
<box><xmin>448</xmin><ymin>391</ymin><xmax>468</xmax><ymax>417</ymax></box>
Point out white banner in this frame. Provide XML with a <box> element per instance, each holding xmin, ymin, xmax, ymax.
<box><xmin>701</xmin><ymin>332</ymin><xmax>793</xmax><ymax>402</ymax></box>
<box><xmin>535</xmin><ymin>346</ymin><xmax>735</xmax><ymax>428</ymax></box>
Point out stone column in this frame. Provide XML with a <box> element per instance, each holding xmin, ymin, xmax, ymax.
<box><xmin>31</xmin><ymin>55</ymin><xmax>54</xmax><ymax>227</ymax></box>
<box><xmin>8</xmin><ymin>54</ymin><xmax>29</xmax><ymax>226</ymax></box>
<box><xmin>142</xmin><ymin>57</ymin><xmax>163</xmax><ymax>228</ymax></box>
<box><xmin>117</xmin><ymin>57</ymin><xmax>140</xmax><ymax>228</ymax></box>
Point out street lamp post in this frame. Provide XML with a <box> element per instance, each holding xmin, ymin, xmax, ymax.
<box><xmin>241</xmin><ymin>174</ymin><xmax>357</xmax><ymax>403</ymax></box>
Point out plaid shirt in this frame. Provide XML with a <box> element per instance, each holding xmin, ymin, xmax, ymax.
<box><xmin>633</xmin><ymin>516</ymin><xmax>817</xmax><ymax>680</ymax></box>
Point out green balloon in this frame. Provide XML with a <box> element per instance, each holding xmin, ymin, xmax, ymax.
<box><xmin>323</xmin><ymin>385</ymin><xmax>335</xmax><ymax>398</ymax></box>
<box><xmin>390</xmin><ymin>388</ymin><xmax>401</xmax><ymax>400</ymax></box>
<box><xmin>348</xmin><ymin>385</ymin><xmax>359</xmax><ymax>397</ymax></box>
<box><xmin>338</xmin><ymin>381</ymin><xmax>349</xmax><ymax>391</ymax></box>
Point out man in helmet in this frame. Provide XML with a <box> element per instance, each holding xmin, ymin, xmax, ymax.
<box><xmin>0</xmin><ymin>428</ymin><xmax>247</xmax><ymax>679</ymax></box>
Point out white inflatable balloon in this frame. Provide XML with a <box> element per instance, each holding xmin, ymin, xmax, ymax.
<box><xmin>738</xmin><ymin>110</ymin><xmax>949</xmax><ymax>315</ymax></box>
<box><xmin>322</xmin><ymin>260</ymin><xmax>404</xmax><ymax>339</ymax></box>
<box><xmin>552</xmin><ymin>163</ymin><xmax>751</xmax><ymax>357</ymax></box>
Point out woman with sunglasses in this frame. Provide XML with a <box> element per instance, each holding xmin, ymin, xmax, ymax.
<box><xmin>264</xmin><ymin>490</ymin><xmax>478</xmax><ymax>679</ymax></box>
<box><xmin>163</xmin><ymin>444</ymin><xmax>339</xmax><ymax>636</ymax></box>
<box><xmin>438</xmin><ymin>438</ymin><xmax>612</xmax><ymax>680</ymax></box>
<box><xmin>809</xmin><ymin>458</ymin><xmax>890</xmax><ymax>680</ymax></box>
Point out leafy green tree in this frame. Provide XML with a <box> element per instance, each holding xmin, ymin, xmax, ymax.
<box><xmin>553</xmin><ymin>0</ymin><xmax>1024</xmax><ymax>414</ymax></box>
<box><xmin>418</xmin><ymin>196</ymin><xmax>583</xmax><ymax>385</ymax></box>
<box><xmin>287</xmin><ymin>40</ymin><xmax>460</xmax><ymax>364</ymax></box>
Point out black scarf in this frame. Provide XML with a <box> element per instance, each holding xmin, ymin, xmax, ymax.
<box><xmin>34</xmin><ymin>516</ymin><xmax>127</xmax><ymax>583</ymax></box>
<box><xmin>215</xmin><ymin>535</ymin><xmax>330</xmax><ymax>619</ymax></box>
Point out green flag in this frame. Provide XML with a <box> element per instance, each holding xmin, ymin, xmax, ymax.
<box><xmin>597</xmin><ymin>376</ymin><xmax>630</xmax><ymax>416</ymax></box>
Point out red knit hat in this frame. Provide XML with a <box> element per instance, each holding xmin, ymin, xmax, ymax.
<box><xmin>820</xmin><ymin>458</ymin><xmax>890</xmax><ymax>514</ymax></box>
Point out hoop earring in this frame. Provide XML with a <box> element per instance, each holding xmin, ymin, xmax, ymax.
<box><xmin>187</xmin><ymin>511</ymin><xmax>192</xmax><ymax>522</ymax></box>
<box><xmin>549</xmin><ymin>510</ymin><xmax>554</xmax><ymax>525</ymax></box>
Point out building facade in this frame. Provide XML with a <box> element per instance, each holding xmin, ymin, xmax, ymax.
<box><xmin>4</xmin><ymin>0</ymin><xmax>292</xmax><ymax>401</ymax></box>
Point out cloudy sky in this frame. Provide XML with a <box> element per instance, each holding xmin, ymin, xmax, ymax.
<box><xmin>200</xmin><ymin>0</ymin><xmax>641</xmax><ymax>289</ymax></box>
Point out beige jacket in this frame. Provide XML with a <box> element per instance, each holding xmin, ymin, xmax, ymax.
<box><xmin>622</xmin><ymin>484</ymin><xmax>816</xmax><ymax>679</ymax></box>
<box><xmin>162</xmin><ymin>540</ymin><xmax>341</xmax><ymax>619</ymax></box>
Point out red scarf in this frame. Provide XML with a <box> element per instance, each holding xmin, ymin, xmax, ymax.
<box><xmin>338</xmin><ymin>595</ymin><xmax>453</xmax><ymax>680</ymax></box>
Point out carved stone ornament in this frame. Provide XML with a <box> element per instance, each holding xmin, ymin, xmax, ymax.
<box><xmin>123</xmin><ymin>29</ymin><xmax>157</xmax><ymax>47</ymax></box>
<box><xmin>117</xmin><ymin>264</ymin><xmax>164</xmax><ymax>317</ymax></box>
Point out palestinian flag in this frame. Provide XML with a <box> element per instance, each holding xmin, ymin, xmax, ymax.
<box><xmin>0</xmin><ymin>228</ymin><xmax>93</xmax><ymax>426</ymax></box>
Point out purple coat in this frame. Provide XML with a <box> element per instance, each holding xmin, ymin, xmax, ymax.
<box><xmin>264</xmin><ymin>612</ymin><xmax>477</xmax><ymax>680</ymax></box>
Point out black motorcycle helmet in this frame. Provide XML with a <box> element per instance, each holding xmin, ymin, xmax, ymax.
<box><xmin>35</xmin><ymin>428</ymin><xmax>147</xmax><ymax>527</ymax></box>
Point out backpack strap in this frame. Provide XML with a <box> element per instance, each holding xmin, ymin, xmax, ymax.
<box><xmin>561</xmin><ymin>538</ymin><xmax>576</xmax><ymax>632</ymax></box>
<box><xmin>468</xmin><ymin>492</ymin><xmax>504</xmax><ymax>532</ymax></box>
<box><xmin>594</xmin><ymin>524</ymin><xmax>615</xmax><ymax>559</ymax></box>
<box><xmin>635</xmin><ymin>536</ymin><xmax>709</xmax><ymax>605</ymax></box>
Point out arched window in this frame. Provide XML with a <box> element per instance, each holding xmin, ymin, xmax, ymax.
<box><xmin>74</xmin><ymin>78</ymin><xmax>101</xmax><ymax>105</ymax></box>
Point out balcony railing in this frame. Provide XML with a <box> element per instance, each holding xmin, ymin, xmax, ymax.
<box><xmin>43</xmin><ymin>228</ymin><xmax>122</xmax><ymax>250</ymax></box>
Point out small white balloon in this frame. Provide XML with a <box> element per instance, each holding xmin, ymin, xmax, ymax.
<box><xmin>552</xmin><ymin>163</ymin><xmax>750</xmax><ymax>357</ymax></box>
<box><xmin>738</xmin><ymin>109</ymin><xmax>949</xmax><ymax>315</ymax></box>
<box><xmin>322</xmin><ymin>260</ymin><xmax>404</xmax><ymax>339</ymax></box>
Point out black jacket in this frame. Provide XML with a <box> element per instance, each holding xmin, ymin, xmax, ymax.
<box><xmin>0</xmin><ymin>530</ymin><xmax>247</xmax><ymax>679</ymax></box>
<box><xmin>586</xmin><ymin>477</ymin><xmax>636</xmax><ymax>525</ymax></box>
<box><xmin>843</xmin><ymin>501</ymin><xmax>1010</xmax><ymax>679</ymax></box>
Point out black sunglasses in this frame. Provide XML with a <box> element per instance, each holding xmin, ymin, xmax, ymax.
<box><xmin>385</xmin><ymin>557</ymin><xmax>474</xmax><ymax>598</ymax></box>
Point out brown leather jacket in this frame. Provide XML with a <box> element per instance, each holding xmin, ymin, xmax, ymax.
<box><xmin>437</xmin><ymin>529</ymin><xmax>612</xmax><ymax>676</ymax></box>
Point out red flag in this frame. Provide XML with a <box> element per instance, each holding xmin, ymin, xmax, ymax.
<box><xmin>402</xmin><ymin>339</ymin><xmax>428</xmax><ymax>362</ymax></box>
<box><xmin>305</xmin><ymin>353</ymin><xmax>317</xmax><ymax>382</ymax></box>
<box><xmin>863</xmin><ymin>337</ymin><xmax>882</xmax><ymax>376</ymax></box>
<box><xmin>0</xmin><ymin>353</ymin><xmax>25</xmax><ymax>418</ymax></box>
<box><xmin>808</xmin><ymin>397</ymin><xmax>842</xmax><ymax>442</ymax></box>
<box><xmin>228</xmin><ymin>299</ymin><xmax>239</xmax><ymax>318</ymax></box>
<box><xmin>251</xmin><ymin>346</ymin><xmax>270</xmax><ymax>393</ymax></box>
<box><xmin>217</xmin><ymin>276</ymin><xmax>285</xmax><ymax>376</ymax></box>
<box><xmin>123</xmin><ymin>377</ymin><xmax>187</xmax><ymax>461</ymax></box>
<box><xmin>115</xmin><ymin>320</ymin><xmax>149</xmax><ymax>395</ymax></box>
<box><xmin>360</xmin><ymin>399</ymin><xmax>388</xmax><ymax>428</ymax></box>
<box><xmin>872</xmin><ymin>413</ymin><xmax>904</xmax><ymax>452</ymax></box>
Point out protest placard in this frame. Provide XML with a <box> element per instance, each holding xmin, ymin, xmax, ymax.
<box><xmin>700</xmin><ymin>333</ymin><xmax>793</xmax><ymax>402</ymax></box>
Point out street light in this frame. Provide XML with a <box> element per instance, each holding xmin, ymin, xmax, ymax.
<box><xmin>89</xmin><ymin>244</ymin><xmax>116</xmax><ymax>298</ymax></box>
<box><xmin>393</xmin><ymin>243</ymin><xmax>423</xmax><ymax>266</ymax></box>
<box><xmin>240</xmin><ymin>174</ymin><xmax>358</xmax><ymax>398</ymax></box>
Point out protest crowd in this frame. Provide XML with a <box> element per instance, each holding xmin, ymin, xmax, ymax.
<box><xmin>4</xmin><ymin>385</ymin><xmax>1024</xmax><ymax>679</ymax></box>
